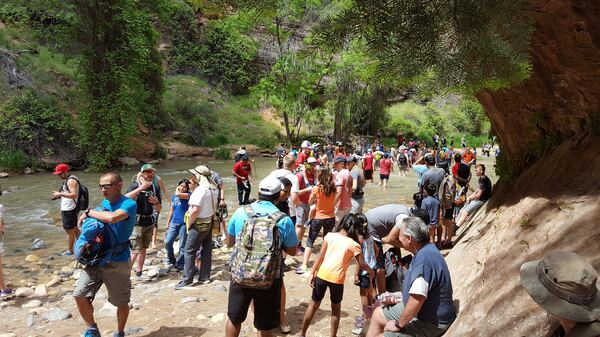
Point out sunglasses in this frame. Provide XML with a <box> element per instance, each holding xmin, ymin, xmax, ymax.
<box><xmin>99</xmin><ymin>183</ymin><xmax>114</xmax><ymax>190</ymax></box>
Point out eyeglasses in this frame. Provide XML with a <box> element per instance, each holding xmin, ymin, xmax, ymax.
<box><xmin>99</xmin><ymin>183</ymin><xmax>114</xmax><ymax>190</ymax></box>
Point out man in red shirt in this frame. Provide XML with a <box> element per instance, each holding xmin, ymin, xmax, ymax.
<box><xmin>362</xmin><ymin>149</ymin><xmax>374</xmax><ymax>183</ymax></box>
<box><xmin>451</xmin><ymin>153</ymin><xmax>461</xmax><ymax>176</ymax></box>
<box><xmin>232</xmin><ymin>155</ymin><xmax>252</xmax><ymax>205</ymax></box>
<box><xmin>333</xmin><ymin>156</ymin><xmax>353</xmax><ymax>224</ymax></box>
<box><xmin>296</xmin><ymin>140</ymin><xmax>312</xmax><ymax>167</ymax></box>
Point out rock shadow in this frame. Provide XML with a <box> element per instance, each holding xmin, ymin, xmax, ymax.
<box><xmin>139</xmin><ymin>326</ymin><xmax>207</xmax><ymax>336</ymax></box>
<box><xmin>279</xmin><ymin>303</ymin><xmax>350</xmax><ymax>336</ymax></box>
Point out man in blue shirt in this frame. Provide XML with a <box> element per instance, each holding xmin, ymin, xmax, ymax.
<box><xmin>225</xmin><ymin>176</ymin><xmax>298</xmax><ymax>337</ymax></box>
<box><xmin>367</xmin><ymin>217</ymin><xmax>456</xmax><ymax>337</ymax></box>
<box><xmin>73</xmin><ymin>172</ymin><xmax>137</xmax><ymax>337</ymax></box>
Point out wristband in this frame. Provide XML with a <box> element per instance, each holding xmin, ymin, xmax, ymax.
<box><xmin>85</xmin><ymin>209</ymin><xmax>91</xmax><ymax>217</ymax></box>
<box><xmin>395</xmin><ymin>320</ymin><xmax>402</xmax><ymax>330</ymax></box>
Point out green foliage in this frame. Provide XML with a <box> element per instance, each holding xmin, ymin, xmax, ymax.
<box><xmin>153</xmin><ymin>144</ymin><xmax>167</xmax><ymax>159</ymax></box>
<box><xmin>204</xmin><ymin>135</ymin><xmax>229</xmax><ymax>147</ymax></box>
<box><xmin>0</xmin><ymin>148</ymin><xmax>33</xmax><ymax>173</ymax></box>
<box><xmin>72</xmin><ymin>0</ymin><xmax>164</xmax><ymax>170</ymax></box>
<box><xmin>0</xmin><ymin>90</ymin><xmax>75</xmax><ymax>157</ymax></box>
<box><xmin>214</xmin><ymin>147</ymin><xmax>231</xmax><ymax>160</ymax></box>
<box><xmin>450</xmin><ymin>99</ymin><xmax>489</xmax><ymax>136</ymax></box>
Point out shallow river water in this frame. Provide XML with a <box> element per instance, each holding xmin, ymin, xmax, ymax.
<box><xmin>0</xmin><ymin>155</ymin><xmax>497</xmax><ymax>284</ymax></box>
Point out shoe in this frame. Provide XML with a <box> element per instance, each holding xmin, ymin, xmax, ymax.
<box><xmin>280</xmin><ymin>323</ymin><xmax>291</xmax><ymax>334</ymax></box>
<box><xmin>295</xmin><ymin>266</ymin><xmax>309</xmax><ymax>275</ymax></box>
<box><xmin>113</xmin><ymin>332</ymin><xmax>124</xmax><ymax>337</ymax></box>
<box><xmin>197</xmin><ymin>279</ymin><xmax>211</xmax><ymax>284</ymax></box>
<box><xmin>295</xmin><ymin>246</ymin><xmax>305</xmax><ymax>256</ymax></box>
<box><xmin>352</xmin><ymin>326</ymin><xmax>364</xmax><ymax>335</ymax></box>
<box><xmin>0</xmin><ymin>288</ymin><xmax>14</xmax><ymax>300</ymax></box>
<box><xmin>83</xmin><ymin>324</ymin><xmax>101</xmax><ymax>337</ymax></box>
<box><xmin>59</xmin><ymin>250</ymin><xmax>74</xmax><ymax>256</ymax></box>
<box><xmin>134</xmin><ymin>274</ymin><xmax>150</xmax><ymax>283</ymax></box>
<box><xmin>174</xmin><ymin>281</ymin><xmax>192</xmax><ymax>290</ymax></box>
<box><xmin>212</xmin><ymin>237</ymin><xmax>223</xmax><ymax>249</ymax></box>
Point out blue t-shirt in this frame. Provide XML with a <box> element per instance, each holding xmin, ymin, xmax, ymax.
<box><xmin>171</xmin><ymin>194</ymin><xmax>189</xmax><ymax>224</ymax></box>
<box><xmin>402</xmin><ymin>243</ymin><xmax>456</xmax><ymax>325</ymax></box>
<box><xmin>227</xmin><ymin>201</ymin><xmax>299</xmax><ymax>250</ymax></box>
<box><xmin>412</xmin><ymin>164</ymin><xmax>428</xmax><ymax>187</ymax></box>
<box><xmin>101</xmin><ymin>196</ymin><xmax>137</xmax><ymax>263</ymax></box>
<box><xmin>420</xmin><ymin>196</ymin><xmax>440</xmax><ymax>226</ymax></box>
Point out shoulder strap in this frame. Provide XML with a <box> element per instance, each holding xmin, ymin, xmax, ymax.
<box><xmin>244</xmin><ymin>205</ymin><xmax>256</xmax><ymax>218</ymax></box>
<box><xmin>270</xmin><ymin>211</ymin><xmax>286</xmax><ymax>224</ymax></box>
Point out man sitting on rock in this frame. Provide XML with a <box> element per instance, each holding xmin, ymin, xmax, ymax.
<box><xmin>367</xmin><ymin>217</ymin><xmax>456</xmax><ymax>337</ymax></box>
<box><xmin>454</xmin><ymin>164</ymin><xmax>492</xmax><ymax>229</ymax></box>
<box><xmin>520</xmin><ymin>251</ymin><xmax>600</xmax><ymax>337</ymax></box>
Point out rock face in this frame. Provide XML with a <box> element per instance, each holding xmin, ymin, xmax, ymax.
<box><xmin>445</xmin><ymin>136</ymin><xmax>600</xmax><ymax>336</ymax></box>
<box><xmin>477</xmin><ymin>1</ymin><xmax>600</xmax><ymax>172</ymax></box>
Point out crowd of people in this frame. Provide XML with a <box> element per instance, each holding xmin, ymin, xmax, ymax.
<box><xmin>0</xmin><ymin>135</ymin><xmax>597</xmax><ymax>337</ymax></box>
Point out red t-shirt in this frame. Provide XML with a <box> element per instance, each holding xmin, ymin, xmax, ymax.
<box><xmin>296</xmin><ymin>152</ymin><xmax>308</xmax><ymax>166</ymax></box>
<box><xmin>380</xmin><ymin>159</ymin><xmax>392</xmax><ymax>175</ymax></box>
<box><xmin>296</xmin><ymin>171</ymin><xmax>315</xmax><ymax>204</ymax></box>
<box><xmin>363</xmin><ymin>154</ymin><xmax>374</xmax><ymax>171</ymax></box>
<box><xmin>452</xmin><ymin>163</ymin><xmax>459</xmax><ymax>176</ymax></box>
<box><xmin>233</xmin><ymin>161</ymin><xmax>251</xmax><ymax>184</ymax></box>
<box><xmin>334</xmin><ymin>169</ymin><xmax>353</xmax><ymax>210</ymax></box>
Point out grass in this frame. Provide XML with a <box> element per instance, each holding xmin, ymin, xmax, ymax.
<box><xmin>0</xmin><ymin>148</ymin><xmax>33</xmax><ymax>173</ymax></box>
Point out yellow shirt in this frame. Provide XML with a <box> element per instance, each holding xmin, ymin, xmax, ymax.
<box><xmin>316</xmin><ymin>232</ymin><xmax>362</xmax><ymax>284</ymax></box>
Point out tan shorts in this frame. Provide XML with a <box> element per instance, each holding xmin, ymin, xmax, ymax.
<box><xmin>73</xmin><ymin>262</ymin><xmax>131</xmax><ymax>306</ymax></box>
<box><xmin>130</xmin><ymin>225</ymin><xmax>153</xmax><ymax>251</ymax></box>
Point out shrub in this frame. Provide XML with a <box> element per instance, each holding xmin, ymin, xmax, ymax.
<box><xmin>153</xmin><ymin>144</ymin><xmax>167</xmax><ymax>159</ymax></box>
<box><xmin>0</xmin><ymin>148</ymin><xmax>33</xmax><ymax>173</ymax></box>
<box><xmin>214</xmin><ymin>147</ymin><xmax>231</xmax><ymax>160</ymax></box>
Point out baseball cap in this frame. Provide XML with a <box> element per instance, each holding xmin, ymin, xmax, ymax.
<box><xmin>307</xmin><ymin>157</ymin><xmax>318</xmax><ymax>164</ymax></box>
<box><xmin>52</xmin><ymin>163</ymin><xmax>70</xmax><ymax>175</ymax></box>
<box><xmin>333</xmin><ymin>156</ymin><xmax>346</xmax><ymax>164</ymax></box>
<box><xmin>301</xmin><ymin>140</ymin><xmax>312</xmax><ymax>148</ymax></box>
<box><xmin>140</xmin><ymin>163</ymin><xmax>155</xmax><ymax>172</ymax></box>
<box><xmin>258</xmin><ymin>176</ymin><xmax>283</xmax><ymax>196</ymax></box>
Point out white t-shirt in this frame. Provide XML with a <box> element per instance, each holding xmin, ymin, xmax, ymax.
<box><xmin>188</xmin><ymin>186</ymin><xmax>218</xmax><ymax>218</ymax></box>
<box><xmin>0</xmin><ymin>204</ymin><xmax>4</xmax><ymax>218</ymax></box>
<box><xmin>409</xmin><ymin>276</ymin><xmax>429</xmax><ymax>298</ymax></box>
<box><xmin>60</xmin><ymin>177</ymin><xmax>78</xmax><ymax>211</ymax></box>
<box><xmin>266</xmin><ymin>169</ymin><xmax>299</xmax><ymax>217</ymax></box>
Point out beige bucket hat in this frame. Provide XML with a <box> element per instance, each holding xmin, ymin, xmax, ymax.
<box><xmin>188</xmin><ymin>165</ymin><xmax>217</xmax><ymax>189</ymax></box>
<box><xmin>520</xmin><ymin>251</ymin><xmax>600</xmax><ymax>322</ymax></box>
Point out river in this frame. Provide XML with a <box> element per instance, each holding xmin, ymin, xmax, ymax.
<box><xmin>0</xmin><ymin>155</ymin><xmax>498</xmax><ymax>284</ymax></box>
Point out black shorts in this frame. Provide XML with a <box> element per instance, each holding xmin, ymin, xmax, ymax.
<box><xmin>364</xmin><ymin>169</ymin><xmax>373</xmax><ymax>180</ymax></box>
<box><xmin>306</xmin><ymin>218</ymin><xmax>335</xmax><ymax>248</ymax></box>
<box><xmin>227</xmin><ymin>278</ymin><xmax>282</xmax><ymax>331</ymax></box>
<box><xmin>380</xmin><ymin>174</ymin><xmax>390</xmax><ymax>180</ymax></box>
<box><xmin>61</xmin><ymin>209</ymin><xmax>79</xmax><ymax>230</ymax></box>
<box><xmin>312</xmin><ymin>277</ymin><xmax>344</xmax><ymax>304</ymax></box>
<box><xmin>375</xmin><ymin>240</ymin><xmax>385</xmax><ymax>269</ymax></box>
<box><xmin>443</xmin><ymin>207</ymin><xmax>454</xmax><ymax>220</ymax></box>
<box><xmin>358</xmin><ymin>273</ymin><xmax>376</xmax><ymax>289</ymax></box>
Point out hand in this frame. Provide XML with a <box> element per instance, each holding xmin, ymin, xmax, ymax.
<box><xmin>51</xmin><ymin>191</ymin><xmax>61</xmax><ymax>200</ymax></box>
<box><xmin>77</xmin><ymin>212</ymin><xmax>88</xmax><ymax>226</ymax></box>
<box><xmin>140</xmin><ymin>181</ymin><xmax>153</xmax><ymax>190</ymax></box>
<box><xmin>384</xmin><ymin>320</ymin><xmax>401</xmax><ymax>332</ymax></box>
<box><xmin>241</xmin><ymin>177</ymin><xmax>248</xmax><ymax>181</ymax></box>
<box><xmin>148</xmin><ymin>195</ymin><xmax>159</xmax><ymax>205</ymax></box>
<box><xmin>353</xmin><ymin>275</ymin><xmax>360</xmax><ymax>285</ymax></box>
<box><xmin>219</xmin><ymin>200</ymin><xmax>226</xmax><ymax>207</ymax></box>
<box><xmin>309</xmin><ymin>275</ymin><xmax>316</xmax><ymax>288</ymax></box>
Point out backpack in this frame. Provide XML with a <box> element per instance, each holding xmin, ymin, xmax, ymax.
<box><xmin>74</xmin><ymin>209</ymin><xmax>130</xmax><ymax>266</ymax></box>
<box><xmin>229</xmin><ymin>205</ymin><xmax>286</xmax><ymax>289</ymax></box>
<box><xmin>441</xmin><ymin>177</ymin><xmax>457</xmax><ymax>207</ymax></box>
<box><xmin>66</xmin><ymin>176</ymin><xmax>89</xmax><ymax>211</ymax></box>
<box><xmin>398</xmin><ymin>153</ymin><xmax>407</xmax><ymax>165</ymax></box>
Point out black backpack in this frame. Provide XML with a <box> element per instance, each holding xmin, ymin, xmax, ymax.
<box><xmin>66</xmin><ymin>176</ymin><xmax>89</xmax><ymax>211</ymax></box>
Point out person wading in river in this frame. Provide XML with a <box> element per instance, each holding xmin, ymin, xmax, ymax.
<box><xmin>0</xmin><ymin>185</ymin><xmax>14</xmax><ymax>299</ymax></box>
<box><xmin>51</xmin><ymin>163</ymin><xmax>81</xmax><ymax>256</ymax></box>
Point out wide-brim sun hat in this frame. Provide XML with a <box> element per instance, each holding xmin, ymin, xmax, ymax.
<box><xmin>520</xmin><ymin>251</ymin><xmax>600</xmax><ymax>322</ymax></box>
<box><xmin>188</xmin><ymin>165</ymin><xmax>217</xmax><ymax>188</ymax></box>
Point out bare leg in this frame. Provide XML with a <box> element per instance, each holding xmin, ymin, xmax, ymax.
<box><xmin>0</xmin><ymin>256</ymin><xmax>6</xmax><ymax>289</ymax></box>
<box><xmin>151</xmin><ymin>227</ymin><xmax>158</xmax><ymax>249</ymax></box>
<box><xmin>375</xmin><ymin>269</ymin><xmax>386</xmax><ymax>295</ymax></box>
<box><xmin>257</xmin><ymin>330</ymin><xmax>273</xmax><ymax>337</ymax></box>
<box><xmin>280</xmin><ymin>281</ymin><xmax>288</xmax><ymax>327</ymax></box>
<box><xmin>136</xmin><ymin>249</ymin><xmax>147</xmax><ymax>273</ymax></box>
<box><xmin>116</xmin><ymin>304</ymin><xmax>129</xmax><ymax>332</ymax></box>
<box><xmin>455</xmin><ymin>209</ymin><xmax>468</xmax><ymax>228</ymax></box>
<box><xmin>301</xmin><ymin>247</ymin><xmax>312</xmax><ymax>269</ymax></box>
<box><xmin>295</xmin><ymin>226</ymin><xmax>306</xmax><ymax>247</ymax></box>
<box><xmin>67</xmin><ymin>228</ymin><xmax>81</xmax><ymax>253</ymax></box>
<box><xmin>130</xmin><ymin>252</ymin><xmax>139</xmax><ymax>270</ymax></box>
<box><xmin>226</xmin><ymin>319</ymin><xmax>241</xmax><ymax>337</ymax></box>
<box><xmin>365</xmin><ymin>306</ymin><xmax>387</xmax><ymax>337</ymax></box>
<box><xmin>75</xmin><ymin>296</ymin><xmax>95</xmax><ymax>327</ymax></box>
<box><xmin>300</xmin><ymin>300</ymin><xmax>321</xmax><ymax>336</ymax></box>
<box><xmin>331</xmin><ymin>302</ymin><xmax>341</xmax><ymax>337</ymax></box>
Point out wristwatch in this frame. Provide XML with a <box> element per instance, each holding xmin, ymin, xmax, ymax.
<box><xmin>85</xmin><ymin>209</ymin><xmax>91</xmax><ymax>217</ymax></box>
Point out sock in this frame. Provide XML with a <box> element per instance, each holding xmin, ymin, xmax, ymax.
<box><xmin>88</xmin><ymin>323</ymin><xmax>98</xmax><ymax>330</ymax></box>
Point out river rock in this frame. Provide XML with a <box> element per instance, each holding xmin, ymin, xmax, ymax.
<box><xmin>15</xmin><ymin>287</ymin><xmax>34</xmax><ymax>297</ymax></box>
<box><xmin>146</xmin><ymin>268</ymin><xmax>158</xmax><ymax>278</ymax></box>
<box><xmin>99</xmin><ymin>302</ymin><xmax>117</xmax><ymax>317</ymax></box>
<box><xmin>211</xmin><ymin>313</ymin><xmax>226</xmax><ymax>323</ymax></box>
<box><xmin>42</xmin><ymin>308</ymin><xmax>72</xmax><ymax>321</ymax></box>
<box><xmin>46</xmin><ymin>276</ymin><xmax>61</xmax><ymax>287</ymax></box>
<box><xmin>25</xmin><ymin>254</ymin><xmax>39</xmax><ymax>262</ymax></box>
<box><xmin>34</xmin><ymin>285</ymin><xmax>48</xmax><ymax>297</ymax></box>
<box><xmin>30</xmin><ymin>238</ymin><xmax>47</xmax><ymax>250</ymax></box>
<box><xmin>24</xmin><ymin>167</ymin><xmax>33</xmax><ymax>174</ymax></box>
<box><xmin>181</xmin><ymin>297</ymin><xmax>199</xmax><ymax>304</ymax></box>
<box><xmin>124</xmin><ymin>327</ymin><xmax>144</xmax><ymax>335</ymax></box>
<box><xmin>0</xmin><ymin>173</ymin><xmax>8</xmax><ymax>178</ymax></box>
<box><xmin>22</xmin><ymin>300</ymin><xmax>43</xmax><ymax>309</ymax></box>
<box><xmin>0</xmin><ymin>333</ymin><xmax>17</xmax><ymax>337</ymax></box>
<box><xmin>196</xmin><ymin>314</ymin><xmax>208</xmax><ymax>320</ymax></box>
<box><xmin>118</xmin><ymin>157</ymin><xmax>140</xmax><ymax>165</ymax></box>
<box><xmin>26</xmin><ymin>314</ymin><xmax>36</xmax><ymax>327</ymax></box>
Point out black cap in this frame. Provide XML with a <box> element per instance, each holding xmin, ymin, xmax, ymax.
<box><xmin>334</xmin><ymin>156</ymin><xmax>346</xmax><ymax>164</ymax></box>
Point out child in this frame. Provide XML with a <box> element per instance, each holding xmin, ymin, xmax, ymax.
<box><xmin>165</xmin><ymin>179</ymin><xmax>190</xmax><ymax>270</ymax></box>
<box><xmin>378</xmin><ymin>153</ymin><xmax>393</xmax><ymax>189</ymax></box>
<box><xmin>420</xmin><ymin>183</ymin><xmax>441</xmax><ymax>244</ymax></box>
<box><xmin>0</xmin><ymin>192</ymin><xmax>13</xmax><ymax>299</ymax></box>
<box><xmin>299</xmin><ymin>214</ymin><xmax>374</xmax><ymax>337</ymax></box>
<box><xmin>352</xmin><ymin>213</ymin><xmax>379</xmax><ymax>335</ymax></box>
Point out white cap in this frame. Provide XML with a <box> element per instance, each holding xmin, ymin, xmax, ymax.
<box><xmin>258</xmin><ymin>176</ymin><xmax>283</xmax><ymax>196</ymax></box>
<box><xmin>307</xmin><ymin>157</ymin><xmax>318</xmax><ymax>164</ymax></box>
<box><xmin>301</xmin><ymin>140</ymin><xmax>312</xmax><ymax>149</ymax></box>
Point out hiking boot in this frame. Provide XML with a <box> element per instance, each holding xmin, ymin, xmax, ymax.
<box><xmin>0</xmin><ymin>288</ymin><xmax>14</xmax><ymax>300</ymax></box>
<box><xmin>83</xmin><ymin>324</ymin><xmax>101</xmax><ymax>337</ymax></box>
<box><xmin>174</xmin><ymin>281</ymin><xmax>192</xmax><ymax>290</ymax></box>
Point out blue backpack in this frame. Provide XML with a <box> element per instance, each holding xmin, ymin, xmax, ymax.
<box><xmin>74</xmin><ymin>209</ymin><xmax>130</xmax><ymax>266</ymax></box>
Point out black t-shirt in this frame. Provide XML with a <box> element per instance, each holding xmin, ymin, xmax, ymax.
<box><xmin>478</xmin><ymin>175</ymin><xmax>492</xmax><ymax>202</ymax></box>
<box><xmin>127</xmin><ymin>182</ymin><xmax>161</xmax><ymax>215</ymax></box>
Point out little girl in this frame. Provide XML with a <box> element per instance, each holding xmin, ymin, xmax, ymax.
<box><xmin>352</xmin><ymin>213</ymin><xmax>379</xmax><ymax>335</ymax></box>
<box><xmin>299</xmin><ymin>213</ymin><xmax>374</xmax><ymax>337</ymax></box>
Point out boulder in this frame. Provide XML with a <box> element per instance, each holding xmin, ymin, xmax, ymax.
<box><xmin>117</xmin><ymin>157</ymin><xmax>140</xmax><ymax>165</ymax></box>
<box><xmin>24</xmin><ymin>167</ymin><xmax>33</xmax><ymax>174</ymax></box>
<box><xmin>26</xmin><ymin>315</ymin><xmax>36</xmax><ymax>327</ymax></box>
<box><xmin>34</xmin><ymin>285</ymin><xmax>48</xmax><ymax>297</ymax></box>
<box><xmin>99</xmin><ymin>302</ymin><xmax>117</xmax><ymax>318</ymax></box>
<box><xmin>0</xmin><ymin>173</ymin><xmax>8</xmax><ymax>178</ymax></box>
<box><xmin>15</xmin><ymin>287</ymin><xmax>34</xmax><ymax>297</ymax></box>
<box><xmin>46</xmin><ymin>276</ymin><xmax>61</xmax><ymax>287</ymax></box>
<box><xmin>30</xmin><ymin>238</ymin><xmax>47</xmax><ymax>250</ymax></box>
<box><xmin>22</xmin><ymin>300</ymin><xmax>43</xmax><ymax>309</ymax></box>
<box><xmin>25</xmin><ymin>254</ymin><xmax>39</xmax><ymax>262</ymax></box>
<box><xmin>42</xmin><ymin>308</ymin><xmax>72</xmax><ymax>321</ymax></box>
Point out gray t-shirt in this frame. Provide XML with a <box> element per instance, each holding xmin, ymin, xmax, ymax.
<box><xmin>351</xmin><ymin>167</ymin><xmax>364</xmax><ymax>199</ymax></box>
<box><xmin>422</xmin><ymin>167</ymin><xmax>445</xmax><ymax>198</ymax></box>
<box><xmin>366</xmin><ymin>204</ymin><xmax>410</xmax><ymax>242</ymax></box>
<box><xmin>211</xmin><ymin>171</ymin><xmax>223</xmax><ymax>200</ymax></box>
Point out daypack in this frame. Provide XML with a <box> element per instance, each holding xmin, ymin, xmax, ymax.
<box><xmin>229</xmin><ymin>205</ymin><xmax>286</xmax><ymax>289</ymax></box>
<box><xmin>65</xmin><ymin>176</ymin><xmax>89</xmax><ymax>211</ymax></box>
<box><xmin>441</xmin><ymin>176</ymin><xmax>457</xmax><ymax>207</ymax></box>
<box><xmin>74</xmin><ymin>209</ymin><xmax>130</xmax><ymax>266</ymax></box>
<box><xmin>384</xmin><ymin>247</ymin><xmax>405</xmax><ymax>293</ymax></box>
<box><xmin>398</xmin><ymin>153</ymin><xmax>407</xmax><ymax>165</ymax></box>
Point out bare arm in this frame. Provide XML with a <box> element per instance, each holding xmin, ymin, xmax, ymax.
<box><xmin>53</xmin><ymin>179</ymin><xmax>78</xmax><ymax>200</ymax></box>
<box><xmin>384</xmin><ymin>295</ymin><xmax>426</xmax><ymax>332</ymax></box>
<box><xmin>382</xmin><ymin>226</ymin><xmax>402</xmax><ymax>248</ymax></box>
<box><xmin>334</xmin><ymin>185</ymin><xmax>342</xmax><ymax>211</ymax></box>
<box><xmin>85</xmin><ymin>209</ymin><xmax>129</xmax><ymax>224</ymax></box>
<box><xmin>468</xmin><ymin>189</ymin><xmax>483</xmax><ymax>202</ymax></box>
<box><xmin>158</xmin><ymin>177</ymin><xmax>169</xmax><ymax>204</ymax></box>
<box><xmin>125</xmin><ymin>181</ymin><xmax>152</xmax><ymax>199</ymax></box>
<box><xmin>310</xmin><ymin>240</ymin><xmax>328</xmax><ymax>276</ymax></box>
<box><xmin>308</xmin><ymin>187</ymin><xmax>317</xmax><ymax>205</ymax></box>
<box><xmin>165</xmin><ymin>205</ymin><xmax>174</xmax><ymax>230</ymax></box>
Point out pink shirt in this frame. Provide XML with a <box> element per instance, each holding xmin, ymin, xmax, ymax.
<box><xmin>380</xmin><ymin>159</ymin><xmax>392</xmax><ymax>175</ymax></box>
<box><xmin>334</xmin><ymin>169</ymin><xmax>353</xmax><ymax>210</ymax></box>
<box><xmin>363</xmin><ymin>154</ymin><xmax>374</xmax><ymax>170</ymax></box>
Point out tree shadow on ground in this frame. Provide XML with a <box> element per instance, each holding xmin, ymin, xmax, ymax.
<box><xmin>139</xmin><ymin>326</ymin><xmax>207</xmax><ymax>336</ymax></box>
<box><xmin>276</xmin><ymin>304</ymin><xmax>350</xmax><ymax>336</ymax></box>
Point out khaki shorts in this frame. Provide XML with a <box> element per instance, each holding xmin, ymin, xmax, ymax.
<box><xmin>382</xmin><ymin>302</ymin><xmax>451</xmax><ymax>337</ymax></box>
<box><xmin>73</xmin><ymin>262</ymin><xmax>131</xmax><ymax>306</ymax></box>
<box><xmin>130</xmin><ymin>225</ymin><xmax>153</xmax><ymax>251</ymax></box>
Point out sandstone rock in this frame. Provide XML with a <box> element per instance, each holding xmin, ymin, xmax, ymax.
<box><xmin>117</xmin><ymin>157</ymin><xmax>140</xmax><ymax>165</ymax></box>
<box><xmin>22</xmin><ymin>300</ymin><xmax>43</xmax><ymax>309</ymax></box>
<box><xmin>34</xmin><ymin>285</ymin><xmax>48</xmax><ymax>297</ymax></box>
<box><xmin>99</xmin><ymin>302</ymin><xmax>117</xmax><ymax>318</ymax></box>
<box><xmin>181</xmin><ymin>297</ymin><xmax>199</xmax><ymax>304</ymax></box>
<box><xmin>210</xmin><ymin>313</ymin><xmax>226</xmax><ymax>323</ymax></box>
<box><xmin>46</xmin><ymin>276</ymin><xmax>61</xmax><ymax>287</ymax></box>
<box><xmin>26</xmin><ymin>315</ymin><xmax>36</xmax><ymax>327</ymax></box>
<box><xmin>0</xmin><ymin>333</ymin><xmax>17</xmax><ymax>337</ymax></box>
<box><xmin>213</xmin><ymin>285</ymin><xmax>227</xmax><ymax>292</ymax></box>
<box><xmin>25</xmin><ymin>255</ymin><xmax>39</xmax><ymax>262</ymax></box>
<box><xmin>196</xmin><ymin>314</ymin><xmax>208</xmax><ymax>320</ymax></box>
<box><xmin>15</xmin><ymin>287</ymin><xmax>34</xmax><ymax>297</ymax></box>
<box><xmin>42</xmin><ymin>308</ymin><xmax>72</xmax><ymax>321</ymax></box>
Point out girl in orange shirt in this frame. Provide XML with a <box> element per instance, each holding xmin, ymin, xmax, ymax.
<box><xmin>299</xmin><ymin>214</ymin><xmax>374</xmax><ymax>337</ymax></box>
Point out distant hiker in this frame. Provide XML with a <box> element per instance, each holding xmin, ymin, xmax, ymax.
<box><xmin>348</xmin><ymin>155</ymin><xmax>366</xmax><ymax>214</ymax></box>
<box><xmin>174</xmin><ymin>165</ymin><xmax>218</xmax><ymax>289</ymax></box>
<box><xmin>74</xmin><ymin>172</ymin><xmax>137</xmax><ymax>337</ymax></box>
<box><xmin>421</xmin><ymin>154</ymin><xmax>446</xmax><ymax>198</ymax></box>
<box><xmin>0</xmin><ymin>188</ymin><xmax>13</xmax><ymax>299</ymax></box>
<box><xmin>126</xmin><ymin>164</ymin><xmax>162</xmax><ymax>281</ymax></box>
<box><xmin>299</xmin><ymin>213</ymin><xmax>374</xmax><ymax>337</ymax></box>
<box><xmin>333</xmin><ymin>156</ymin><xmax>353</xmax><ymax>224</ymax></box>
<box><xmin>451</xmin><ymin>153</ymin><xmax>462</xmax><ymax>176</ymax></box>
<box><xmin>397</xmin><ymin>150</ymin><xmax>409</xmax><ymax>177</ymax></box>
<box><xmin>462</xmin><ymin>147</ymin><xmax>475</xmax><ymax>167</ymax></box>
<box><xmin>276</xmin><ymin>142</ymin><xmax>286</xmax><ymax>169</ymax></box>
<box><xmin>296</xmin><ymin>140</ymin><xmax>312</xmax><ymax>167</ymax></box>
<box><xmin>294</xmin><ymin>156</ymin><xmax>316</xmax><ymax>252</ymax></box>
<box><xmin>520</xmin><ymin>251</ymin><xmax>600</xmax><ymax>337</ymax></box>
<box><xmin>363</xmin><ymin>149</ymin><xmax>375</xmax><ymax>183</ymax></box>
<box><xmin>225</xmin><ymin>176</ymin><xmax>298</xmax><ymax>337</ymax></box>
<box><xmin>51</xmin><ymin>163</ymin><xmax>81</xmax><ymax>256</ymax></box>
<box><xmin>461</xmin><ymin>136</ymin><xmax>466</xmax><ymax>149</ymax></box>
<box><xmin>233</xmin><ymin>155</ymin><xmax>252</xmax><ymax>205</ymax></box>
<box><xmin>164</xmin><ymin>179</ymin><xmax>190</xmax><ymax>271</ymax></box>
<box><xmin>379</xmin><ymin>153</ymin><xmax>393</xmax><ymax>189</ymax></box>
<box><xmin>420</xmin><ymin>184</ymin><xmax>441</xmax><ymax>244</ymax></box>
<box><xmin>234</xmin><ymin>147</ymin><xmax>247</xmax><ymax>163</ymax></box>
<box><xmin>455</xmin><ymin>164</ymin><xmax>492</xmax><ymax>229</ymax></box>
<box><xmin>367</xmin><ymin>217</ymin><xmax>456</xmax><ymax>337</ymax></box>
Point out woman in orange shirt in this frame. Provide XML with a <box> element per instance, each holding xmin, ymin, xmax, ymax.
<box><xmin>299</xmin><ymin>214</ymin><xmax>374</xmax><ymax>337</ymax></box>
<box><xmin>297</xmin><ymin>167</ymin><xmax>336</xmax><ymax>274</ymax></box>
